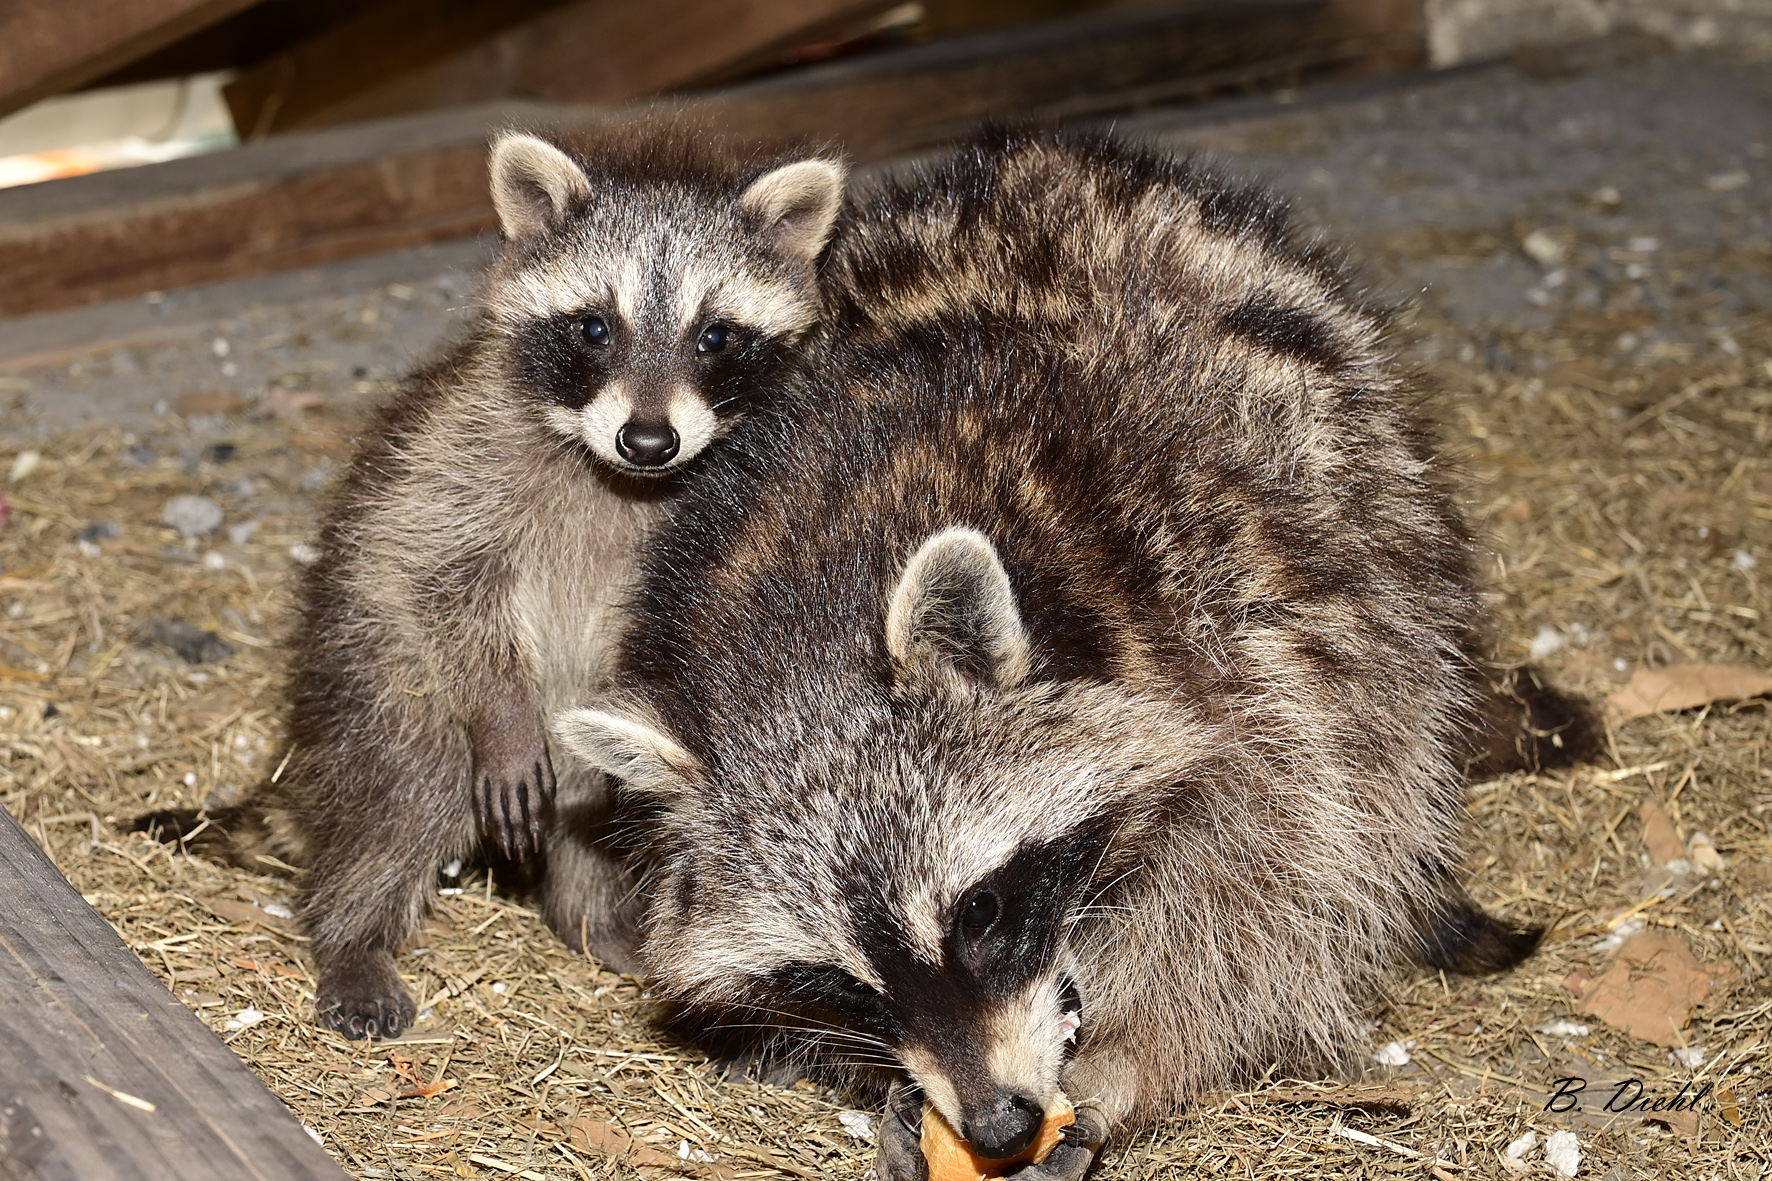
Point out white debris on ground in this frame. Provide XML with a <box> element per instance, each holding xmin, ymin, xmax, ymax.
<box><xmin>838</xmin><ymin>1110</ymin><xmax>876</xmax><ymax>1142</ymax></box>
<box><xmin>1502</xmin><ymin>1130</ymin><xmax>1538</xmax><ymax>1172</ymax></box>
<box><xmin>1372</xmin><ymin>1039</ymin><xmax>1416</xmax><ymax>1066</ymax></box>
<box><xmin>223</xmin><ymin>1006</ymin><xmax>265</xmax><ymax>1032</ymax></box>
<box><xmin>1544</xmin><ymin>1129</ymin><xmax>1581</xmax><ymax>1177</ymax></box>
<box><xmin>1529</xmin><ymin>625</ymin><xmax>1565</xmax><ymax>659</ymax></box>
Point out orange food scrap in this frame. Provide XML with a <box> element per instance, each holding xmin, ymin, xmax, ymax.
<box><xmin>920</xmin><ymin>1098</ymin><xmax>1075</xmax><ymax>1181</ymax></box>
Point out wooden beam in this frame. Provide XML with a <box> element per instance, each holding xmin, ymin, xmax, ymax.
<box><xmin>223</xmin><ymin>0</ymin><xmax>896</xmax><ymax>136</ymax></box>
<box><xmin>0</xmin><ymin>0</ymin><xmax>1429</xmax><ymax>318</ymax></box>
<box><xmin>669</xmin><ymin>0</ymin><xmax>1418</xmax><ymax>159</ymax></box>
<box><xmin>0</xmin><ymin>806</ymin><xmax>352</xmax><ymax>1180</ymax></box>
<box><xmin>0</xmin><ymin>0</ymin><xmax>264</xmax><ymax>122</ymax></box>
<box><xmin>0</xmin><ymin>100</ymin><xmax>552</xmax><ymax>317</ymax></box>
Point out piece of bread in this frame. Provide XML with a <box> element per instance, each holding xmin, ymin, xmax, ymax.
<box><xmin>920</xmin><ymin>1097</ymin><xmax>1076</xmax><ymax>1181</ymax></box>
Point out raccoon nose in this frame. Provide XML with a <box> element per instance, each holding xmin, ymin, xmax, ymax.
<box><xmin>615</xmin><ymin>422</ymin><xmax>680</xmax><ymax>467</ymax></box>
<box><xmin>961</xmin><ymin>1091</ymin><xmax>1044</xmax><ymax>1161</ymax></box>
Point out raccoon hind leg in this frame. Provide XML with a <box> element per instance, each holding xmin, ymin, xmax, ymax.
<box><xmin>129</xmin><ymin>801</ymin><xmax>300</xmax><ymax>873</ymax></box>
<box><xmin>299</xmin><ymin>726</ymin><xmax>475</xmax><ymax>1040</ymax></box>
<box><xmin>538</xmin><ymin>766</ymin><xmax>644</xmax><ymax>974</ymax></box>
<box><xmin>1462</xmin><ymin>664</ymin><xmax>1601</xmax><ymax>779</ymax></box>
<box><xmin>1415</xmin><ymin>885</ymin><xmax>1543</xmax><ymax>974</ymax></box>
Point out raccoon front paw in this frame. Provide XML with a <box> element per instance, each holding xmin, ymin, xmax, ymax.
<box><xmin>473</xmin><ymin>749</ymin><xmax>555</xmax><ymax>861</ymax></box>
<box><xmin>877</xmin><ymin>1086</ymin><xmax>930</xmax><ymax>1181</ymax></box>
<box><xmin>316</xmin><ymin>958</ymin><xmax>417</xmax><ymax>1040</ymax></box>
<box><xmin>1012</xmin><ymin>1105</ymin><xmax>1105</xmax><ymax>1181</ymax></box>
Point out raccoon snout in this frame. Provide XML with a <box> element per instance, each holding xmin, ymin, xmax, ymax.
<box><xmin>615</xmin><ymin>422</ymin><xmax>680</xmax><ymax>467</ymax></box>
<box><xmin>961</xmin><ymin>1090</ymin><xmax>1045</xmax><ymax>1161</ymax></box>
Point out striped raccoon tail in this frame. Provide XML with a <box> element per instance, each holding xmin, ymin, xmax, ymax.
<box><xmin>1462</xmin><ymin>664</ymin><xmax>1601</xmax><ymax>779</ymax></box>
<box><xmin>129</xmin><ymin>802</ymin><xmax>298</xmax><ymax>875</ymax></box>
<box><xmin>1415</xmin><ymin>885</ymin><xmax>1542</xmax><ymax>974</ymax></box>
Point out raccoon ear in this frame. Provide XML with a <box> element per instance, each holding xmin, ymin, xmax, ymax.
<box><xmin>489</xmin><ymin>133</ymin><xmax>592</xmax><ymax>240</ymax></box>
<box><xmin>739</xmin><ymin>158</ymin><xmax>847</xmax><ymax>265</ymax></box>
<box><xmin>552</xmin><ymin>706</ymin><xmax>704</xmax><ymax>795</ymax></box>
<box><xmin>885</xmin><ymin>527</ymin><xmax>1031</xmax><ymax>689</ymax></box>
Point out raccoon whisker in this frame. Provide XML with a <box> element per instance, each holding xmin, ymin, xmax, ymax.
<box><xmin>713</xmin><ymin>1017</ymin><xmax>896</xmax><ymax>1056</ymax></box>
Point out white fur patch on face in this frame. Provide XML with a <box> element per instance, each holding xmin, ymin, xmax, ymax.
<box><xmin>666</xmin><ymin>385</ymin><xmax>720</xmax><ymax>465</ymax></box>
<box><xmin>678</xmin><ymin>274</ymin><xmax>820</xmax><ymax>340</ymax></box>
<box><xmin>898</xmin><ymin>1045</ymin><xmax>965</xmax><ymax>1132</ymax></box>
<box><xmin>983</xmin><ymin>978</ymin><xmax>1068</xmax><ymax>1107</ymax></box>
<box><xmin>499</xmin><ymin>254</ymin><xmax>641</xmax><ymax>324</ymax></box>
<box><xmin>542</xmin><ymin>385</ymin><xmax>629</xmax><ymax>468</ymax></box>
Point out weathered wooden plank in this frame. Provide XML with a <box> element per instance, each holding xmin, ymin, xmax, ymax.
<box><xmin>0</xmin><ymin>806</ymin><xmax>350</xmax><ymax>1181</ymax></box>
<box><xmin>0</xmin><ymin>100</ymin><xmax>581</xmax><ymax>317</ymax></box>
<box><xmin>223</xmin><ymin>0</ymin><xmax>895</xmax><ymax>136</ymax></box>
<box><xmin>0</xmin><ymin>0</ymin><xmax>1426</xmax><ymax>318</ymax></box>
<box><xmin>0</xmin><ymin>0</ymin><xmax>263</xmax><ymax>122</ymax></box>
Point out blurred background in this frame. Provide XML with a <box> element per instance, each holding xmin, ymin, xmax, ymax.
<box><xmin>1</xmin><ymin>0</ymin><xmax>1765</xmax><ymax>318</ymax></box>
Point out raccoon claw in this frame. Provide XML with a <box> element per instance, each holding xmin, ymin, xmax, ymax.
<box><xmin>474</xmin><ymin>753</ymin><xmax>555</xmax><ymax>861</ymax></box>
<box><xmin>1014</xmin><ymin>1105</ymin><xmax>1105</xmax><ymax>1181</ymax></box>
<box><xmin>316</xmin><ymin>961</ymin><xmax>417</xmax><ymax>1040</ymax></box>
<box><xmin>877</xmin><ymin>1086</ymin><xmax>929</xmax><ymax>1181</ymax></box>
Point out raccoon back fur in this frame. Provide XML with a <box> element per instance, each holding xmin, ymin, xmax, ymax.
<box><xmin>134</xmin><ymin>128</ymin><xmax>847</xmax><ymax>1039</ymax></box>
<box><xmin>554</xmin><ymin>128</ymin><xmax>1592</xmax><ymax>1178</ymax></box>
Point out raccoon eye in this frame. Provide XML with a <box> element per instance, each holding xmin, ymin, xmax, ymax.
<box><xmin>696</xmin><ymin>322</ymin><xmax>731</xmax><ymax>354</ymax></box>
<box><xmin>960</xmin><ymin>890</ymin><xmax>1000</xmax><ymax>935</ymax></box>
<box><xmin>580</xmin><ymin>316</ymin><xmax>612</xmax><ymax>347</ymax></box>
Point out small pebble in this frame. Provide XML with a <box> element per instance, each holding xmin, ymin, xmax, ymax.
<box><xmin>9</xmin><ymin>450</ymin><xmax>40</xmax><ymax>482</ymax></box>
<box><xmin>1522</xmin><ymin>229</ymin><xmax>1564</xmax><ymax>266</ymax></box>
<box><xmin>162</xmin><ymin>494</ymin><xmax>224</xmax><ymax>538</ymax></box>
<box><xmin>202</xmin><ymin>551</ymin><xmax>226</xmax><ymax>570</ymax></box>
<box><xmin>148</xmin><ymin>618</ymin><xmax>234</xmax><ymax>664</ymax></box>
<box><xmin>299</xmin><ymin>461</ymin><xmax>333</xmax><ymax>492</ymax></box>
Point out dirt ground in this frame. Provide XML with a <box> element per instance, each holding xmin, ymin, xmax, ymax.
<box><xmin>1</xmin><ymin>39</ymin><xmax>1769</xmax><ymax>1181</ymax></box>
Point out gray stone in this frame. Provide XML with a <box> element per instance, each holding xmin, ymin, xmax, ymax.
<box><xmin>161</xmin><ymin>494</ymin><xmax>224</xmax><ymax>537</ymax></box>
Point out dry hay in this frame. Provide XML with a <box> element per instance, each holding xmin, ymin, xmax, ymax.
<box><xmin>0</xmin><ymin>297</ymin><xmax>1768</xmax><ymax>1181</ymax></box>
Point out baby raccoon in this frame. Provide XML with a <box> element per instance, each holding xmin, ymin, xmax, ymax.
<box><xmin>554</xmin><ymin>128</ymin><xmax>1593</xmax><ymax>1180</ymax></box>
<box><xmin>136</xmin><ymin>128</ymin><xmax>846</xmax><ymax>1040</ymax></box>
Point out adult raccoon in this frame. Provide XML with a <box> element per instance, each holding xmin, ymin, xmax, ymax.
<box><xmin>135</xmin><ymin>128</ymin><xmax>847</xmax><ymax>1040</ymax></box>
<box><xmin>555</xmin><ymin>128</ymin><xmax>1592</xmax><ymax>1178</ymax></box>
